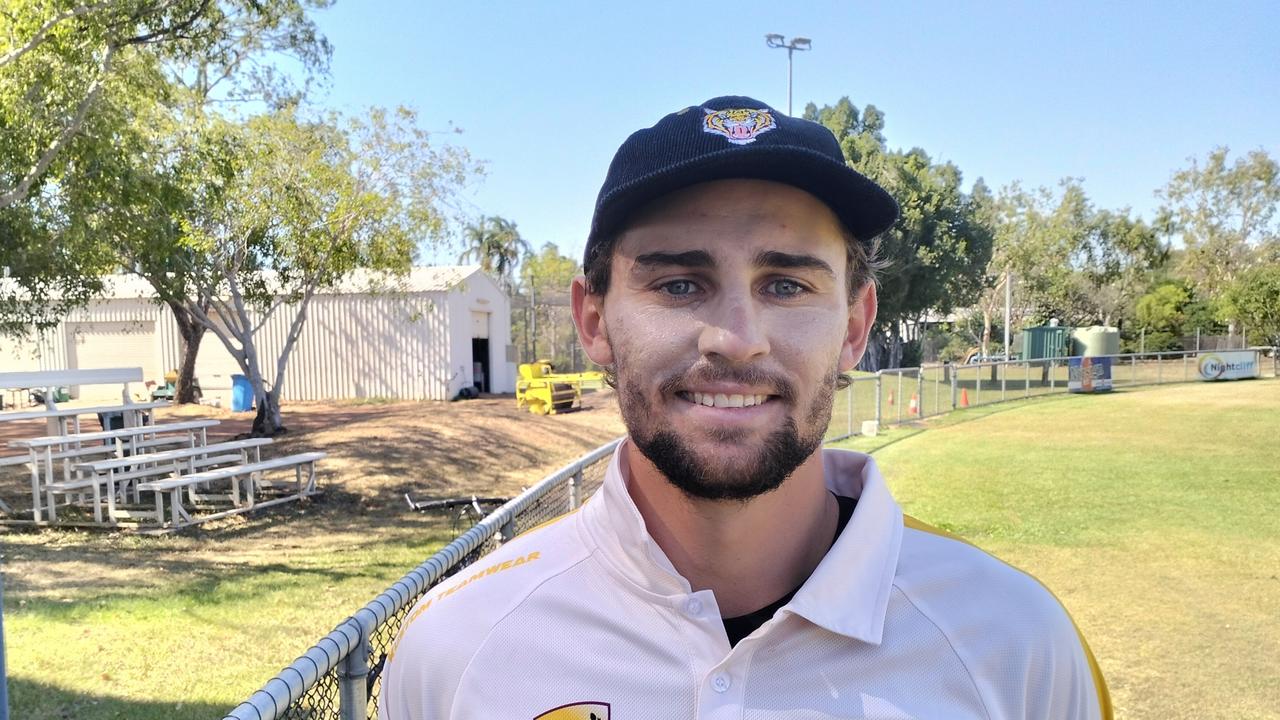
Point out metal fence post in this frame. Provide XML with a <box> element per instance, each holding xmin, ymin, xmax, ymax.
<box><xmin>916</xmin><ymin>372</ymin><xmax>925</xmax><ymax>418</ymax></box>
<box><xmin>338</xmin><ymin>620</ymin><xmax>370</xmax><ymax>720</ymax></box>
<box><xmin>568</xmin><ymin>468</ymin><xmax>582</xmax><ymax>510</ymax></box>
<box><xmin>846</xmin><ymin>382</ymin><xmax>853</xmax><ymax>436</ymax></box>
<box><xmin>1000</xmin><ymin>361</ymin><xmax>1007</xmax><ymax>401</ymax></box>
<box><xmin>875</xmin><ymin>373</ymin><xmax>883</xmax><ymax>428</ymax></box>
<box><xmin>895</xmin><ymin>372</ymin><xmax>903</xmax><ymax>424</ymax></box>
<box><xmin>976</xmin><ymin>366</ymin><xmax>983</xmax><ymax>406</ymax></box>
<box><xmin>1024</xmin><ymin>360</ymin><xmax>1031</xmax><ymax>398</ymax></box>
<box><xmin>500</xmin><ymin>514</ymin><xmax>518</xmax><ymax>543</ymax></box>
<box><xmin>950</xmin><ymin>366</ymin><xmax>958</xmax><ymax>409</ymax></box>
<box><xmin>1131</xmin><ymin>354</ymin><xmax>1137</xmax><ymax>386</ymax></box>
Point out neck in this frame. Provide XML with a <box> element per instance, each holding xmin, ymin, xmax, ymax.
<box><xmin>624</xmin><ymin>441</ymin><xmax>837</xmax><ymax>618</ymax></box>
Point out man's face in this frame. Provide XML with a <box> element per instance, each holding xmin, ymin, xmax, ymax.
<box><xmin>573</xmin><ymin>179</ymin><xmax>877</xmax><ymax>501</ymax></box>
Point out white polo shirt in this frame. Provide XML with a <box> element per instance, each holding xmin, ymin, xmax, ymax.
<box><xmin>381</xmin><ymin>442</ymin><xmax>1111</xmax><ymax>720</ymax></box>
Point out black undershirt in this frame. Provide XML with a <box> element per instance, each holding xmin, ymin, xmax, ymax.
<box><xmin>721</xmin><ymin>493</ymin><xmax>857</xmax><ymax>646</ymax></box>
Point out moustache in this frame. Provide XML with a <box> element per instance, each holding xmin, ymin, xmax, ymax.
<box><xmin>657</xmin><ymin>362</ymin><xmax>797</xmax><ymax>403</ymax></box>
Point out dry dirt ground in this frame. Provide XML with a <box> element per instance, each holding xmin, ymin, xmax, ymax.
<box><xmin>0</xmin><ymin>390</ymin><xmax>626</xmax><ymax>598</ymax></box>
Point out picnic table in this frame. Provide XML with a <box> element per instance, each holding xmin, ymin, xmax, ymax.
<box><xmin>0</xmin><ymin>400</ymin><xmax>169</xmax><ymax>436</ymax></box>
<box><xmin>50</xmin><ymin>437</ymin><xmax>274</xmax><ymax>524</ymax></box>
<box><xmin>11</xmin><ymin>419</ymin><xmax>221</xmax><ymax>522</ymax></box>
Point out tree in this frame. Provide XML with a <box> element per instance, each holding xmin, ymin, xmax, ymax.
<box><xmin>175</xmin><ymin>106</ymin><xmax>476</xmax><ymax>435</ymax></box>
<box><xmin>459</xmin><ymin>215</ymin><xmax>529</xmax><ymax>292</ymax></box>
<box><xmin>514</xmin><ymin>242</ymin><xmax>579</xmax><ymax>367</ymax></box>
<box><xmin>1218</xmin><ymin>263</ymin><xmax>1280</xmax><ymax>346</ymax></box>
<box><xmin>1</xmin><ymin>0</ymin><xmax>333</xmax><ymax>385</ymax></box>
<box><xmin>0</xmin><ymin>0</ymin><xmax>332</xmax><ymax>209</ymax></box>
<box><xmin>1157</xmin><ymin>147</ymin><xmax>1280</xmax><ymax>297</ymax></box>
<box><xmin>1134</xmin><ymin>282</ymin><xmax>1193</xmax><ymax>351</ymax></box>
<box><xmin>805</xmin><ymin>97</ymin><xmax>994</xmax><ymax>369</ymax></box>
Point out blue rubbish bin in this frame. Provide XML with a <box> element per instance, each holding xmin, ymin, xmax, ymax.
<box><xmin>231</xmin><ymin>374</ymin><xmax>254</xmax><ymax>412</ymax></box>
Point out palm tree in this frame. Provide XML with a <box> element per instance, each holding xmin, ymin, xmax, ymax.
<box><xmin>459</xmin><ymin>215</ymin><xmax>530</xmax><ymax>292</ymax></box>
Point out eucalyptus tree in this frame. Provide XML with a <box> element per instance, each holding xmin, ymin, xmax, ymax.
<box><xmin>174</xmin><ymin>107</ymin><xmax>476</xmax><ymax>435</ymax></box>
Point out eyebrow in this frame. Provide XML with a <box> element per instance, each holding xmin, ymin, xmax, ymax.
<box><xmin>753</xmin><ymin>250</ymin><xmax>836</xmax><ymax>278</ymax></box>
<box><xmin>630</xmin><ymin>248</ymin><xmax>836</xmax><ymax>278</ymax></box>
<box><xmin>632</xmin><ymin>250</ymin><xmax>715</xmax><ymax>270</ymax></box>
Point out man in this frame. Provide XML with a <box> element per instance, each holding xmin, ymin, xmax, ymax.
<box><xmin>381</xmin><ymin>95</ymin><xmax>1112</xmax><ymax>719</ymax></box>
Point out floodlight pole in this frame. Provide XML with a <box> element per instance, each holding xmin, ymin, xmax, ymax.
<box><xmin>765</xmin><ymin>34</ymin><xmax>812</xmax><ymax>116</ymax></box>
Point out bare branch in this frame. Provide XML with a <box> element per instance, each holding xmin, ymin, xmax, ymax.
<box><xmin>122</xmin><ymin>0</ymin><xmax>213</xmax><ymax>46</ymax></box>
<box><xmin>0</xmin><ymin>1</ymin><xmax>115</xmax><ymax>68</ymax></box>
<box><xmin>0</xmin><ymin>43</ymin><xmax>116</xmax><ymax>210</ymax></box>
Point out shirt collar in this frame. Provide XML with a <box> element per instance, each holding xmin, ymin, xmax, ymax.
<box><xmin>784</xmin><ymin>449</ymin><xmax>902</xmax><ymax>644</ymax></box>
<box><xmin>581</xmin><ymin>440</ymin><xmax>902</xmax><ymax>643</ymax></box>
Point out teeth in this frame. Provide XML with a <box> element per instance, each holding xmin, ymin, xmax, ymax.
<box><xmin>688</xmin><ymin>392</ymin><xmax>769</xmax><ymax>408</ymax></box>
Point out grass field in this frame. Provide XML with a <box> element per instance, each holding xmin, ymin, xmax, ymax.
<box><xmin>832</xmin><ymin>378</ymin><xmax>1280</xmax><ymax>719</ymax></box>
<box><xmin>3</xmin><ymin>379</ymin><xmax>1276</xmax><ymax>718</ymax></box>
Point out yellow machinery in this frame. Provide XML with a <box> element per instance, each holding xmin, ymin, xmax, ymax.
<box><xmin>516</xmin><ymin>360</ymin><xmax>605</xmax><ymax>415</ymax></box>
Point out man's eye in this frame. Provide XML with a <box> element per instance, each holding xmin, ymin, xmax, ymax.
<box><xmin>766</xmin><ymin>279</ymin><xmax>806</xmax><ymax>297</ymax></box>
<box><xmin>660</xmin><ymin>279</ymin><xmax>698</xmax><ymax>296</ymax></box>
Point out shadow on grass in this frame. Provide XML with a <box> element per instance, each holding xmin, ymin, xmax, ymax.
<box><xmin>9</xmin><ymin>676</ymin><xmax>228</xmax><ymax>720</ymax></box>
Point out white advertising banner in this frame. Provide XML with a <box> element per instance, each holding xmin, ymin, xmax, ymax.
<box><xmin>1196</xmin><ymin>351</ymin><xmax>1260</xmax><ymax>381</ymax></box>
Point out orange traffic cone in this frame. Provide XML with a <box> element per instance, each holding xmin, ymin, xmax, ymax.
<box><xmin>959</xmin><ymin>388</ymin><xmax>970</xmax><ymax>408</ymax></box>
<box><xmin>909</xmin><ymin>393</ymin><xmax>920</xmax><ymax>416</ymax></box>
<box><xmin>887</xmin><ymin>390</ymin><xmax>895</xmax><ymax>406</ymax></box>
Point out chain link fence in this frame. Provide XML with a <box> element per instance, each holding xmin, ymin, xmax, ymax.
<box><xmin>826</xmin><ymin>347</ymin><xmax>1278</xmax><ymax>440</ymax></box>
<box><xmin>228</xmin><ymin>347</ymin><xmax>1277</xmax><ymax>719</ymax></box>
<box><xmin>223</xmin><ymin>439</ymin><xmax>620</xmax><ymax>720</ymax></box>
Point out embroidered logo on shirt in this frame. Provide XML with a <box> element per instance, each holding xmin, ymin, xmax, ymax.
<box><xmin>534</xmin><ymin>701</ymin><xmax>610</xmax><ymax>719</ymax></box>
<box><xmin>702</xmin><ymin>107</ymin><xmax>777</xmax><ymax>145</ymax></box>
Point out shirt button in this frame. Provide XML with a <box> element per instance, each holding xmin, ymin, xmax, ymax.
<box><xmin>686</xmin><ymin>597</ymin><xmax>703</xmax><ymax>615</ymax></box>
<box><xmin>712</xmin><ymin>673</ymin><xmax>731</xmax><ymax>693</ymax></box>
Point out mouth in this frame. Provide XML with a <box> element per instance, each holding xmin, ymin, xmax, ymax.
<box><xmin>675</xmin><ymin>391</ymin><xmax>774</xmax><ymax>408</ymax></box>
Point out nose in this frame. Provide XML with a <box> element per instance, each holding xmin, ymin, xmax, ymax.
<box><xmin>697</xmin><ymin>293</ymin><xmax>770</xmax><ymax>363</ymax></box>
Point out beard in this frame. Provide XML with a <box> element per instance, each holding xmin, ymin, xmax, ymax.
<box><xmin>615</xmin><ymin>356</ymin><xmax>837</xmax><ymax>502</ymax></box>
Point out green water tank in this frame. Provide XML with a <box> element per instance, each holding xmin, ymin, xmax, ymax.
<box><xmin>1071</xmin><ymin>326</ymin><xmax>1120</xmax><ymax>357</ymax></box>
<box><xmin>1021</xmin><ymin>326</ymin><xmax>1070</xmax><ymax>360</ymax></box>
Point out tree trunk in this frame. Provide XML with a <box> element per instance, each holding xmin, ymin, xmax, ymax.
<box><xmin>166</xmin><ymin>299</ymin><xmax>207</xmax><ymax>404</ymax></box>
<box><xmin>251</xmin><ymin>388</ymin><xmax>286</xmax><ymax>437</ymax></box>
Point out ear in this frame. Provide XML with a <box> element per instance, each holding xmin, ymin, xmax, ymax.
<box><xmin>838</xmin><ymin>281</ymin><xmax>878</xmax><ymax>373</ymax></box>
<box><xmin>572</xmin><ymin>275</ymin><xmax>615</xmax><ymax>366</ymax></box>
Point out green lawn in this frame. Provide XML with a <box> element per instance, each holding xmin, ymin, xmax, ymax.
<box><xmin>3</xmin><ymin>379</ymin><xmax>1276</xmax><ymax>719</ymax></box>
<box><xmin>832</xmin><ymin>378</ymin><xmax>1280</xmax><ymax>719</ymax></box>
<box><xmin>2</xmin><ymin>511</ymin><xmax>458</xmax><ymax>720</ymax></box>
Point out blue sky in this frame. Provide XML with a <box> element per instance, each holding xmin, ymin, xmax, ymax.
<box><xmin>307</xmin><ymin>1</ymin><xmax>1279</xmax><ymax>265</ymax></box>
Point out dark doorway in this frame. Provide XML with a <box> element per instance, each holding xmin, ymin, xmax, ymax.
<box><xmin>471</xmin><ymin>338</ymin><xmax>490</xmax><ymax>393</ymax></box>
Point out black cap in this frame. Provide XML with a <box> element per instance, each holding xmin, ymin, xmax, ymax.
<box><xmin>584</xmin><ymin>95</ymin><xmax>899</xmax><ymax>269</ymax></box>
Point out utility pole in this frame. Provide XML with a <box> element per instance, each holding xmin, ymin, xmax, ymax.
<box><xmin>764</xmin><ymin>34</ymin><xmax>812</xmax><ymax>115</ymax></box>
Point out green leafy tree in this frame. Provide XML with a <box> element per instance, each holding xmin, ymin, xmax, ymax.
<box><xmin>1134</xmin><ymin>282</ymin><xmax>1193</xmax><ymax>351</ymax></box>
<box><xmin>174</xmin><ymin>107</ymin><xmax>476</xmax><ymax>435</ymax></box>
<box><xmin>1156</xmin><ymin>147</ymin><xmax>1280</xmax><ymax>298</ymax></box>
<box><xmin>459</xmin><ymin>216</ymin><xmax>529</xmax><ymax>293</ymax></box>
<box><xmin>805</xmin><ymin>97</ymin><xmax>994</xmax><ymax>369</ymax></box>
<box><xmin>1</xmin><ymin>0</ymin><xmax>332</xmax><ymax>386</ymax></box>
<box><xmin>514</xmin><ymin>242</ymin><xmax>580</xmax><ymax>368</ymax></box>
<box><xmin>1218</xmin><ymin>263</ymin><xmax>1280</xmax><ymax>346</ymax></box>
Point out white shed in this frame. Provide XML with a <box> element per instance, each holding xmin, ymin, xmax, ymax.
<box><xmin>0</xmin><ymin>266</ymin><xmax>516</xmax><ymax>404</ymax></box>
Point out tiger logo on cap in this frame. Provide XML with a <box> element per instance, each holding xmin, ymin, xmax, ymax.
<box><xmin>702</xmin><ymin>107</ymin><xmax>776</xmax><ymax>145</ymax></box>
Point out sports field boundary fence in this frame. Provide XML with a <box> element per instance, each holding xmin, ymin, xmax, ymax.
<box><xmin>225</xmin><ymin>346</ymin><xmax>1277</xmax><ymax>720</ymax></box>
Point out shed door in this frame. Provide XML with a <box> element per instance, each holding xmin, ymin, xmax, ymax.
<box><xmin>67</xmin><ymin>321</ymin><xmax>158</xmax><ymax>401</ymax></box>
